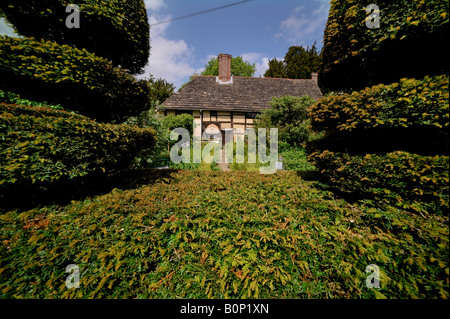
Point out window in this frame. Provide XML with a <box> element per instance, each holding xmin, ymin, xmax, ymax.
<box><xmin>175</xmin><ymin>110</ymin><xmax>193</xmax><ymax>116</ymax></box>
<box><xmin>245</xmin><ymin>112</ymin><xmax>259</xmax><ymax>119</ymax></box>
<box><xmin>209</xmin><ymin>111</ymin><xmax>217</xmax><ymax>122</ymax></box>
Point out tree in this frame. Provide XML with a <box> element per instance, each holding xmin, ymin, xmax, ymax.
<box><xmin>0</xmin><ymin>0</ymin><xmax>150</xmax><ymax>74</ymax></box>
<box><xmin>284</xmin><ymin>43</ymin><xmax>321</xmax><ymax>79</ymax></box>
<box><xmin>201</xmin><ymin>56</ymin><xmax>256</xmax><ymax>77</ymax></box>
<box><xmin>263</xmin><ymin>58</ymin><xmax>287</xmax><ymax>78</ymax></box>
<box><xmin>264</xmin><ymin>43</ymin><xmax>321</xmax><ymax>80</ymax></box>
<box><xmin>148</xmin><ymin>77</ymin><xmax>175</xmax><ymax>104</ymax></box>
<box><xmin>256</xmin><ymin>95</ymin><xmax>316</xmax><ymax>147</ymax></box>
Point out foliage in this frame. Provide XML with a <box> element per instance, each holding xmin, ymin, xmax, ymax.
<box><xmin>125</xmin><ymin>111</ymin><xmax>200</xmax><ymax>169</ymax></box>
<box><xmin>320</xmin><ymin>0</ymin><xmax>449</xmax><ymax>91</ymax></box>
<box><xmin>284</xmin><ymin>44</ymin><xmax>321</xmax><ymax>79</ymax></box>
<box><xmin>264</xmin><ymin>44</ymin><xmax>321</xmax><ymax>79</ymax></box>
<box><xmin>0</xmin><ymin>170</ymin><xmax>447</xmax><ymax>298</ymax></box>
<box><xmin>0</xmin><ymin>103</ymin><xmax>156</xmax><ymax>204</ymax></box>
<box><xmin>123</xmin><ymin>106</ymin><xmax>169</xmax><ymax>169</ymax></box>
<box><xmin>148</xmin><ymin>77</ymin><xmax>176</xmax><ymax>104</ymax></box>
<box><xmin>308</xmin><ymin>75</ymin><xmax>449</xmax><ymax>155</ymax></box>
<box><xmin>310</xmin><ymin>75</ymin><xmax>449</xmax><ymax>133</ymax></box>
<box><xmin>256</xmin><ymin>95</ymin><xmax>317</xmax><ymax>147</ymax></box>
<box><xmin>0</xmin><ymin>0</ymin><xmax>150</xmax><ymax>74</ymax></box>
<box><xmin>200</xmin><ymin>56</ymin><xmax>256</xmax><ymax>77</ymax></box>
<box><xmin>309</xmin><ymin>150</ymin><xmax>449</xmax><ymax>216</ymax></box>
<box><xmin>0</xmin><ymin>35</ymin><xmax>151</xmax><ymax>122</ymax></box>
<box><xmin>0</xmin><ymin>89</ymin><xmax>70</xmax><ymax>113</ymax></box>
<box><xmin>279</xmin><ymin>144</ymin><xmax>316</xmax><ymax>172</ymax></box>
<box><xmin>263</xmin><ymin>58</ymin><xmax>287</xmax><ymax>78</ymax></box>
<box><xmin>162</xmin><ymin>114</ymin><xmax>195</xmax><ymax>136</ymax></box>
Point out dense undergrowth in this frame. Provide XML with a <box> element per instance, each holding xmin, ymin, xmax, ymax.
<box><xmin>1</xmin><ymin>170</ymin><xmax>448</xmax><ymax>299</ymax></box>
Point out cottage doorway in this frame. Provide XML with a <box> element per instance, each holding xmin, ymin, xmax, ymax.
<box><xmin>203</xmin><ymin>123</ymin><xmax>222</xmax><ymax>142</ymax></box>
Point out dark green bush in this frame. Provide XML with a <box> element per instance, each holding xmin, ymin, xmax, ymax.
<box><xmin>0</xmin><ymin>103</ymin><xmax>156</xmax><ymax>205</ymax></box>
<box><xmin>311</xmin><ymin>75</ymin><xmax>449</xmax><ymax>132</ymax></box>
<box><xmin>309</xmin><ymin>150</ymin><xmax>449</xmax><ymax>215</ymax></box>
<box><xmin>256</xmin><ymin>95</ymin><xmax>317</xmax><ymax>147</ymax></box>
<box><xmin>308</xmin><ymin>75</ymin><xmax>449</xmax><ymax>155</ymax></box>
<box><xmin>0</xmin><ymin>0</ymin><xmax>150</xmax><ymax>74</ymax></box>
<box><xmin>0</xmin><ymin>35</ymin><xmax>151</xmax><ymax>122</ymax></box>
<box><xmin>162</xmin><ymin>113</ymin><xmax>195</xmax><ymax>136</ymax></box>
<box><xmin>320</xmin><ymin>0</ymin><xmax>448</xmax><ymax>91</ymax></box>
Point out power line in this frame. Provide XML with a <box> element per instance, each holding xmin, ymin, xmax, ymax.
<box><xmin>150</xmin><ymin>0</ymin><xmax>254</xmax><ymax>27</ymax></box>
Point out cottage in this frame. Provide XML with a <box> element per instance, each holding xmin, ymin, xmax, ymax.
<box><xmin>161</xmin><ymin>53</ymin><xmax>323</xmax><ymax>140</ymax></box>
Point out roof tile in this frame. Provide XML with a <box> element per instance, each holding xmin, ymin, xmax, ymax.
<box><xmin>162</xmin><ymin>76</ymin><xmax>323</xmax><ymax>111</ymax></box>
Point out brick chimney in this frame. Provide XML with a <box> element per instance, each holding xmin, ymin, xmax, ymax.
<box><xmin>311</xmin><ymin>72</ymin><xmax>318</xmax><ymax>84</ymax></box>
<box><xmin>218</xmin><ymin>53</ymin><xmax>232</xmax><ymax>83</ymax></box>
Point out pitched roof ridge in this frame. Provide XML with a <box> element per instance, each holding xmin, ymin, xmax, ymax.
<box><xmin>192</xmin><ymin>75</ymin><xmax>314</xmax><ymax>81</ymax></box>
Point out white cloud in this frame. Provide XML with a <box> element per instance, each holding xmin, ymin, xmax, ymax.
<box><xmin>240</xmin><ymin>52</ymin><xmax>268</xmax><ymax>77</ymax></box>
<box><xmin>276</xmin><ymin>2</ymin><xmax>330</xmax><ymax>46</ymax></box>
<box><xmin>241</xmin><ymin>52</ymin><xmax>284</xmax><ymax>78</ymax></box>
<box><xmin>144</xmin><ymin>0</ymin><xmax>167</xmax><ymax>12</ymax></box>
<box><xmin>138</xmin><ymin>5</ymin><xmax>197</xmax><ymax>89</ymax></box>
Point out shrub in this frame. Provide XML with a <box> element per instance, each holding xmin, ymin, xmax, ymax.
<box><xmin>162</xmin><ymin>114</ymin><xmax>195</xmax><ymax>136</ymax></box>
<box><xmin>310</xmin><ymin>75</ymin><xmax>449</xmax><ymax>133</ymax></box>
<box><xmin>279</xmin><ymin>146</ymin><xmax>316</xmax><ymax>172</ymax></box>
<box><xmin>320</xmin><ymin>0</ymin><xmax>448</xmax><ymax>91</ymax></box>
<box><xmin>0</xmin><ymin>170</ymin><xmax>447</xmax><ymax>298</ymax></box>
<box><xmin>256</xmin><ymin>95</ymin><xmax>317</xmax><ymax>147</ymax></box>
<box><xmin>0</xmin><ymin>0</ymin><xmax>150</xmax><ymax>74</ymax></box>
<box><xmin>0</xmin><ymin>89</ymin><xmax>70</xmax><ymax>113</ymax></box>
<box><xmin>309</xmin><ymin>150</ymin><xmax>449</xmax><ymax>215</ymax></box>
<box><xmin>0</xmin><ymin>103</ymin><xmax>156</xmax><ymax>204</ymax></box>
<box><xmin>0</xmin><ymin>35</ymin><xmax>151</xmax><ymax>122</ymax></box>
<box><xmin>308</xmin><ymin>75</ymin><xmax>449</xmax><ymax>155</ymax></box>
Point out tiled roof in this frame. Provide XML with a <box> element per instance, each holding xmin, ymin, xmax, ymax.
<box><xmin>162</xmin><ymin>76</ymin><xmax>323</xmax><ymax>112</ymax></box>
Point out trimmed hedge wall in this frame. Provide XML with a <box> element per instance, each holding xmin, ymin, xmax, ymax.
<box><xmin>0</xmin><ymin>35</ymin><xmax>151</xmax><ymax>122</ymax></box>
<box><xmin>309</xmin><ymin>150</ymin><xmax>449</xmax><ymax>216</ymax></box>
<box><xmin>1</xmin><ymin>170</ymin><xmax>448</xmax><ymax>298</ymax></box>
<box><xmin>0</xmin><ymin>0</ymin><xmax>150</xmax><ymax>74</ymax></box>
<box><xmin>320</xmin><ymin>0</ymin><xmax>449</xmax><ymax>91</ymax></box>
<box><xmin>0</xmin><ymin>103</ymin><xmax>156</xmax><ymax>205</ymax></box>
<box><xmin>307</xmin><ymin>75</ymin><xmax>449</xmax><ymax>214</ymax></box>
<box><xmin>308</xmin><ymin>75</ymin><xmax>449</xmax><ymax>155</ymax></box>
<box><xmin>311</xmin><ymin>75</ymin><xmax>449</xmax><ymax>132</ymax></box>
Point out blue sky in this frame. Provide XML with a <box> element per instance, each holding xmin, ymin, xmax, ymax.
<box><xmin>0</xmin><ymin>0</ymin><xmax>331</xmax><ymax>89</ymax></box>
<box><xmin>143</xmin><ymin>0</ymin><xmax>331</xmax><ymax>88</ymax></box>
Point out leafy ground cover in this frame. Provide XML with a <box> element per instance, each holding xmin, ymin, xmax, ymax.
<box><xmin>1</xmin><ymin>170</ymin><xmax>447</xmax><ymax>299</ymax></box>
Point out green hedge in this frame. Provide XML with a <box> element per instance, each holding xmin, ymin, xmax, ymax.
<box><xmin>311</xmin><ymin>75</ymin><xmax>449</xmax><ymax>132</ymax></box>
<box><xmin>0</xmin><ymin>103</ymin><xmax>156</xmax><ymax>204</ymax></box>
<box><xmin>0</xmin><ymin>35</ymin><xmax>151</xmax><ymax>122</ymax></box>
<box><xmin>308</xmin><ymin>75</ymin><xmax>449</xmax><ymax>155</ymax></box>
<box><xmin>320</xmin><ymin>0</ymin><xmax>449</xmax><ymax>91</ymax></box>
<box><xmin>0</xmin><ymin>0</ymin><xmax>149</xmax><ymax>74</ymax></box>
<box><xmin>309</xmin><ymin>150</ymin><xmax>449</xmax><ymax>215</ymax></box>
<box><xmin>0</xmin><ymin>170</ymin><xmax>448</xmax><ymax>298</ymax></box>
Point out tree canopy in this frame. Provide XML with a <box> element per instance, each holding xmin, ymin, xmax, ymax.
<box><xmin>0</xmin><ymin>0</ymin><xmax>150</xmax><ymax>74</ymax></box>
<box><xmin>148</xmin><ymin>77</ymin><xmax>175</xmax><ymax>104</ymax></box>
<box><xmin>256</xmin><ymin>95</ymin><xmax>317</xmax><ymax>147</ymax></box>
<box><xmin>201</xmin><ymin>56</ymin><xmax>256</xmax><ymax>77</ymax></box>
<box><xmin>264</xmin><ymin>44</ymin><xmax>321</xmax><ymax>79</ymax></box>
<box><xmin>264</xmin><ymin>58</ymin><xmax>287</xmax><ymax>78</ymax></box>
